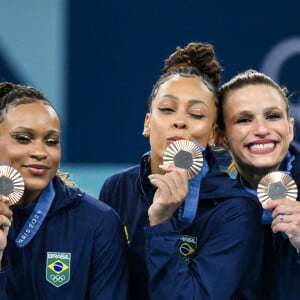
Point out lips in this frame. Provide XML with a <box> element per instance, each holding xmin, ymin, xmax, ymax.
<box><xmin>247</xmin><ymin>142</ymin><xmax>276</xmax><ymax>153</ymax></box>
<box><xmin>166</xmin><ymin>136</ymin><xmax>185</xmax><ymax>143</ymax></box>
<box><xmin>26</xmin><ymin>165</ymin><xmax>49</xmax><ymax>175</ymax></box>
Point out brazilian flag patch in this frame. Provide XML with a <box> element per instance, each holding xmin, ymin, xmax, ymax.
<box><xmin>179</xmin><ymin>235</ymin><xmax>197</xmax><ymax>264</ymax></box>
<box><xmin>46</xmin><ymin>252</ymin><xmax>71</xmax><ymax>287</ymax></box>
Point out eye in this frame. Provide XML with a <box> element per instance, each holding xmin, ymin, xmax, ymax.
<box><xmin>266</xmin><ymin>112</ymin><xmax>282</xmax><ymax>120</ymax></box>
<box><xmin>188</xmin><ymin>106</ymin><xmax>208</xmax><ymax>120</ymax></box>
<box><xmin>189</xmin><ymin>113</ymin><xmax>205</xmax><ymax>119</ymax></box>
<box><xmin>10</xmin><ymin>133</ymin><xmax>32</xmax><ymax>144</ymax></box>
<box><xmin>158</xmin><ymin>107</ymin><xmax>175</xmax><ymax>113</ymax></box>
<box><xmin>45</xmin><ymin>138</ymin><xmax>60</xmax><ymax>146</ymax></box>
<box><xmin>235</xmin><ymin>117</ymin><xmax>252</xmax><ymax>124</ymax></box>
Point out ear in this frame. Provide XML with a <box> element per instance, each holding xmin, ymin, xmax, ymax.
<box><xmin>142</xmin><ymin>113</ymin><xmax>151</xmax><ymax>137</ymax></box>
<box><xmin>216</xmin><ymin>129</ymin><xmax>229</xmax><ymax>149</ymax></box>
<box><xmin>288</xmin><ymin>117</ymin><xmax>295</xmax><ymax>143</ymax></box>
<box><xmin>208</xmin><ymin>124</ymin><xmax>218</xmax><ymax>146</ymax></box>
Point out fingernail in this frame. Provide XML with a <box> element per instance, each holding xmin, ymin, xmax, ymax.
<box><xmin>159</xmin><ymin>164</ymin><xmax>168</xmax><ymax>169</ymax></box>
<box><xmin>1</xmin><ymin>196</ymin><xmax>9</xmax><ymax>203</ymax></box>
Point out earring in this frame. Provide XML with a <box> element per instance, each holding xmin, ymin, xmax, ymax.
<box><xmin>142</xmin><ymin>130</ymin><xmax>149</xmax><ymax>137</ymax></box>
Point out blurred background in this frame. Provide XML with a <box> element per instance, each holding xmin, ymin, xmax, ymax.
<box><xmin>0</xmin><ymin>0</ymin><xmax>299</xmax><ymax>197</ymax></box>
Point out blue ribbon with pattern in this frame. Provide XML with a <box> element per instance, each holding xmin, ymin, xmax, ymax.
<box><xmin>178</xmin><ymin>143</ymin><xmax>209</xmax><ymax>223</ymax></box>
<box><xmin>15</xmin><ymin>181</ymin><xmax>55</xmax><ymax>247</ymax></box>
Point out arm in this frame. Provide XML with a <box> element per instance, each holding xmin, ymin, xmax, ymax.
<box><xmin>145</xmin><ymin>199</ymin><xmax>263</xmax><ymax>300</ymax></box>
<box><xmin>87</xmin><ymin>208</ymin><xmax>128</xmax><ymax>300</ymax></box>
<box><xmin>0</xmin><ymin>198</ymin><xmax>13</xmax><ymax>300</ymax></box>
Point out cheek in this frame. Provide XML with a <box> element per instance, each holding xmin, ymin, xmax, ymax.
<box><xmin>0</xmin><ymin>145</ymin><xmax>22</xmax><ymax>165</ymax></box>
<box><xmin>225</xmin><ymin>125</ymin><xmax>244</xmax><ymax>141</ymax></box>
<box><xmin>149</xmin><ymin>115</ymin><xmax>165</xmax><ymax>129</ymax></box>
<box><xmin>192</xmin><ymin>122</ymin><xmax>214</xmax><ymax>138</ymax></box>
<box><xmin>49</xmin><ymin>149</ymin><xmax>61</xmax><ymax>163</ymax></box>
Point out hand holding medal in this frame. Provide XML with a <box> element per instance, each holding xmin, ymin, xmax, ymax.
<box><xmin>0</xmin><ymin>165</ymin><xmax>23</xmax><ymax>234</ymax></box>
<box><xmin>257</xmin><ymin>171</ymin><xmax>298</xmax><ymax>203</ymax></box>
<box><xmin>258</xmin><ymin>171</ymin><xmax>298</xmax><ymax>232</ymax></box>
<box><xmin>163</xmin><ymin>140</ymin><xmax>203</xmax><ymax>178</ymax></box>
<box><xmin>0</xmin><ymin>165</ymin><xmax>24</xmax><ymax>206</ymax></box>
<box><xmin>163</xmin><ymin>140</ymin><xmax>208</xmax><ymax>223</ymax></box>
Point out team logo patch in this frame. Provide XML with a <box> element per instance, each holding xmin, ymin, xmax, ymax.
<box><xmin>179</xmin><ymin>235</ymin><xmax>197</xmax><ymax>263</ymax></box>
<box><xmin>46</xmin><ymin>252</ymin><xmax>71</xmax><ymax>287</ymax></box>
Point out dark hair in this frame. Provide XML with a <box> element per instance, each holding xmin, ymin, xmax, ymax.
<box><xmin>217</xmin><ymin>69</ymin><xmax>289</xmax><ymax>131</ymax></box>
<box><xmin>148</xmin><ymin>42</ymin><xmax>223</xmax><ymax>110</ymax></box>
<box><xmin>0</xmin><ymin>82</ymin><xmax>54</xmax><ymax>123</ymax></box>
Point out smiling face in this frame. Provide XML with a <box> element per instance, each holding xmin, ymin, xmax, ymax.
<box><xmin>0</xmin><ymin>101</ymin><xmax>61</xmax><ymax>204</ymax></box>
<box><xmin>143</xmin><ymin>75</ymin><xmax>217</xmax><ymax>173</ymax></box>
<box><xmin>221</xmin><ymin>84</ymin><xmax>294</xmax><ymax>177</ymax></box>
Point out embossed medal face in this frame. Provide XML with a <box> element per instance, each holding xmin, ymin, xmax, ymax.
<box><xmin>163</xmin><ymin>140</ymin><xmax>203</xmax><ymax>178</ymax></box>
<box><xmin>257</xmin><ymin>171</ymin><xmax>298</xmax><ymax>204</ymax></box>
<box><xmin>0</xmin><ymin>165</ymin><xmax>24</xmax><ymax>205</ymax></box>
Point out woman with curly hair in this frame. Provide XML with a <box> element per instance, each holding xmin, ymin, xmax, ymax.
<box><xmin>100</xmin><ymin>42</ymin><xmax>263</xmax><ymax>299</ymax></box>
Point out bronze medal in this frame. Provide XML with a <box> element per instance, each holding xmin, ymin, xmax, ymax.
<box><xmin>257</xmin><ymin>171</ymin><xmax>298</xmax><ymax>204</ymax></box>
<box><xmin>0</xmin><ymin>165</ymin><xmax>24</xmax><ymax>205</ymax></box>
<box><xmin>163</xmin><ymin>140</ymin><xmax>203</xmax><ymax>178</ymax></box>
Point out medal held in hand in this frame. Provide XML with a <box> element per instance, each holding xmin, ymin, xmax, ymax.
<box><xmin>0</xmin><ymin>165</ymin><xmax>24</xmax><ymax>205</ymax></box>
<box><xmin>257</xmin><ymin>171</ymin><xmax>298</xmax><ymax>204</ymax></box>
<box><xmin>163</xmin><ymin>140</ymin><xmax>203</xmax><ymax>178</ymax></box>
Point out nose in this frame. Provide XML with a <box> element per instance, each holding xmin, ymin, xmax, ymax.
<box><xmin>29</xmin><ymin>143</ymin><xmax>48</xmax><ymax>160</ymax></box>
<box><xmin>173</xmin><ymin>120</ymin><xmax>186</xmax><ymax>129</ymax></box>
<box><xmin>254</xmin><ymin>118</ymin><xmax>269</xmax><ymax>136</ymax></box>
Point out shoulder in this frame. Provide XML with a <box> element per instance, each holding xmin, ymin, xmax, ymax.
<box><xmin>202</xmin><ymin>166</ymin><xmax>257</xmax><ymax>201</ymax></box>
<box><xmin>102</xmin><ymin>165</ymin><xmax>140</xmax><ymax>186</ymax></box>
<box><xmin>200</xmin><ymin>170</ymin><xmax>262</xmax><ymax>221</ymax></box>
<box><xmin>289</xmin><ymin>142</ymin><xmax>300</xmax><ymax>184</ymax></box>
<box><xmin>61</xmin><ymin>183</ymin><xmax>121</xmax><ymax>223</ymax></box>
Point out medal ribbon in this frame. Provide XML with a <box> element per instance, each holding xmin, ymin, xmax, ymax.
<box><xmin>178</xmin><ymin>143</ymin><xmax>209</xmax><ymax>224</ymax></box>
<box><xmin>15</xmin><ymin>181</ymin><xmax>55</xmax><ymax>247</ymax></box>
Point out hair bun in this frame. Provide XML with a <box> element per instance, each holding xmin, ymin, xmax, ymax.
<box><xmin>163</xmin><ymin>42</ymin><xmax>223</xmax><ymax>86</ymax></box>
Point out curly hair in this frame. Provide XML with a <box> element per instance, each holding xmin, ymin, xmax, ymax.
<box><xmin>148</xmin><ymin>42</ymin><xmax>223</xmax><ymax>110</ymax></box>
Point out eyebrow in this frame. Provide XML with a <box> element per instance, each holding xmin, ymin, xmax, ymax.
<box><xmin>161</xmin><ymin>94</ymin><xmax>209</xmax><ymax>107</ymax></box>
<box><xmin>236</xmin><ymin>107</ymin><xmax>282</xmax><ymax>115</ymax></box>
<box><xmin>11</xmin><ymin>127</ymin><xmax>60</xmax><ymax>134</ymax></box>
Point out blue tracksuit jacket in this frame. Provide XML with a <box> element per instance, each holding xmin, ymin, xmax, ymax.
<box><xmin>260</xmin><ymin>142</ymin><xmax>300</xmax><ymax>300</ymax></box>
<box><xmin>0</xmin><ymin>176</ymin><xmax>128</xmax><ymax>300</ymax></box>
<box><xmin>100</xmin><ymin>148</ymin><xmax>264</xmax><ymax>300</ymax></box>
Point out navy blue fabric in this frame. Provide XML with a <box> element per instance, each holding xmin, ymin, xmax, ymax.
<box><xmin>0</xmin><ymin>176</ymin><xmax>128</xmax><ymax>300</ymax></box>
<box><xmin>100</xmin><ymin>148</ymin><xmax>263</xmax><ymax>300</ymax></box>
<box><xmin>261</xmin><ymin>142</ymin><xmax>300</xmax><ymax>300</ymax></box>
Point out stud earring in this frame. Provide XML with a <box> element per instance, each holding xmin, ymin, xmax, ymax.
<box><xmin>142</xmin><ymin>131</ymin><xmax>149</xmax><ymax>137</ymax></box>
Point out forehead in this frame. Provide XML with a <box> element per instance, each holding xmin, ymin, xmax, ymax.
<box><xmin>2</xmin><ymin>102</ymin><xmax>60</xmax><ymax>129</ymax></box>
<box><xmin>156</xmin><ymin>75</ymin><xmax>215</xmax><ymax>103</ymax></box>
<box><xmin>225</xmin><ymin>84</ymin><xmax>286</xmax><ymax>108</ymax></box>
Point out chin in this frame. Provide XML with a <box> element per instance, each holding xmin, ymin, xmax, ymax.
<box><xmin>25</xmin><ymin>179</ymin><xmax>50</xmax><ymax>192</ymax></box>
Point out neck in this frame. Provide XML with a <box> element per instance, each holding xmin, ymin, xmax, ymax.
<box><xmin>17</xmin><ymin>190</ymin><xmax>41</xmax><ymax>207</ymax></box>
<box><xmin>237</xmin><ymin>164</ymin><xmax>279</xmax><ymax>189</ymax></box>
